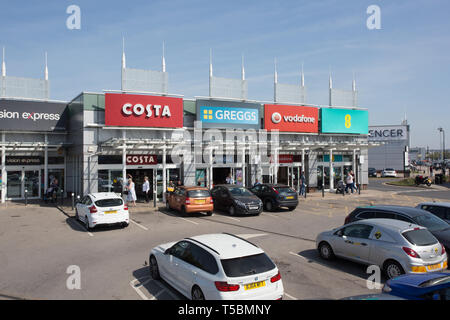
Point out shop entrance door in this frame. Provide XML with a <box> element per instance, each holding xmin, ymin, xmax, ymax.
<box><xmin>6</xmin><ymin>169</ymin><xmax>41</xmax><ymax>199</ymax></box>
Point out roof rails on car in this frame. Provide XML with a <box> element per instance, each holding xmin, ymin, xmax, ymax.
<box><xmin>222</xmin><ymin>232</ymin><xmax>259</xmax><ymax>248</ymax></box>
<box><xmin>184</xmin><ymin>238</ymin><xmax>220</xmax><ymax>255</ymax></box>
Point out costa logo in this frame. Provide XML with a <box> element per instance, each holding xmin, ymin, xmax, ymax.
<box><xmin>126</xmin><ymin>155</ymin><xmax>157</xmax><ymax>165</ymax></box>
<box><xmin>105</xmin><ymin>93</ymin><xmax>183</xmax><ymax>128</ymax></box>
<box><xmin>264</xmin><ymin>104</ymin><xmax>319</xmax><ymax>133</ymax></box>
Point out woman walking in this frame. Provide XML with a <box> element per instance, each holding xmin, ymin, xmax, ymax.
<box><xmin>125</xmin><ymin>177</ymin><xmax>137</xmax><ymax>207</ymax></box>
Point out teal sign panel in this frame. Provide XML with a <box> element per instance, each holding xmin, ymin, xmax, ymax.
<box><xmin>320</xmin><ymin>108</ymin><xmax>368</xmax><ymax>134</ymax></box>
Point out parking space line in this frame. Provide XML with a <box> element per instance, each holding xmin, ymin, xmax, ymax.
<box><xmin>180</xmin><ymin>217</ymin><xmax>200</xmax><ymax>225</ymax></box>
<box><xmin>130</xmin><ymin>219</ymin><xmax>149</xmax><ymax>231</ymax></box>
<box><xmin>261</xmin><ymin>212</ymin><xmax>279</xmax><ymax>219</ymax></box>
<box><xmin>284</xmin><ymin>293</ymin><xmax>298</xmax><ymax>300</ymax></box>
<box><xmin>213</xmin><ymin>215</ymin><xmax>240</xmax><ymax>222</ymax></box>
<box><xmin>68</xmin><ymin>218</ymin><xmax>94</xmax><ymax>237</ymax></box>
<box><xmin>130</xmin><ymin>278</ymin><xmax>150</xmax><ymax>300</ymax></box>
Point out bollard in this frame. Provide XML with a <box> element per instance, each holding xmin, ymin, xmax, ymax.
<box><xmin>358</xmin><ymin>184</ymin><xmax>361</xmax><ymax>195</ymax></box>
<box><xmin>61</xmin><ymin>189</ymin><xmax>64</xmax><ymax>206</ymax></box>
<box><xmin>71</xmin><ymin>193</ymin><xmax>75</xmax><ymax>211</ymax></box>
<box><xmin>25</xmin><ymin>189</ymin><xmax>28</xmax><ymax>206</ymax></box>
<box><xmin>322</xmin><ymin>186</ymin><xmax>324</xmax><ymax>198</ymax></box>
<box><xmin>153</xmin><ymin>190</ymin><xmax>157</xmax><ymax>208</ymax></box>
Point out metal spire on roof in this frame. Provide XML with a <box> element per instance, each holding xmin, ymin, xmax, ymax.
<box><xmin>274</xmin><ymin>57</ymin><xmax>278</xmax><ymax>84</ymax></box>
<box><xmin>209</xmin><ymin>48</ymin><xmax>213</xmax><ymax>77</ymax></box>
<box><xmin>44</xmin><ymin>51</ymin><xmax>48</xmax><ymax>81</ymax></box>
<box><xmin>329</xmin><ymin>67</ymin><xmax>333</xmax><ymax>89</ymax></box>
<box><xmin>162</xmin><ymin>41</ymin><xmax>166</xmax><ymax>72</ymax></box>
<box><xmin>352</xmin><ymin>71</ymin><xmax>356</xmax><ymax>92</ymax></box>
<box><xmin>121</xmin><ymin>37</ymin><xmax>126</xmax><ymax>69</ymax></box>
<box><xmin>1</xmin><ymin>46</ymin><xmax>5</xmax><ymax>77</ymax></box>
<box><xmin>241</xmin><ymin>54</ymin><xmax>245</xmax><ymax>81</ymax></box>
<box><xmin>301</xmin><ymin>62</ymin><xmax>305</xmax><ymax>87</ymax></box>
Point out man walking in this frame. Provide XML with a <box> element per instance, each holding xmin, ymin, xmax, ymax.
<box><xmin>299</xmin><ymin>171</ymin><xmax>306</xmax><ymax>196</ymax></box>
<box><xmin>142</xmin><ymin>176</ymin><xmax>150</xmax><ymax>203</ymax></box>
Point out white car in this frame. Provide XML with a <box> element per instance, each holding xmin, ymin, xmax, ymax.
<box><xmin>75</xmin><ymin>192</ymin><xmax>129</xmax><ymax>230</ymax></box>
<box><xmin>149</xmin><ymin>233</ymin><xmax>284</xmax><ymax>300</ymax></box>
<box><xmin>382</xmin><ymin>168</ymin><xmax>397</xmax><ymax>177</ymax></box>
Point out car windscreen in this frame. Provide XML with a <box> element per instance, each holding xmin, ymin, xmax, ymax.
<box><xmin>221</xmin><ymin>253</ymin><xmax>276</xmax><ymax>277</ymax></box>
<box><xmin>402</xmin><ymin>229</ymin><xmax>438</xmax><ymax>246</ymax></box>
<box><xmin>274</xmin><ymin>187</ymin><xmax>296</xmax><ymax>194</ymax></box>
<box><xmin>419</xmin><ymin>276</ymin><xmax>450</xmax><ymax>287</ymax></box>
<box><xmin>413</xmin><ymin>214</ymin><xmax>449</xmax><ymax>232</ymax></box>
<box><xmin>95</xmin><ymin>198</ymin><xmax>123</xmax><ymax>207</ymax></box>
<box><xmin>187</xmin><ymin>190</ymin><xmax>211</xmax><ymax>198</ymax></box>
<box><xmin>228</xmin><ymin>187</ymin><xmax>253</xmax><ymax>197</ymax></box>
<box><xmin>385</xmin><ymin>169</ymin><xmax>394</xmax><ymax>171</ymax></box>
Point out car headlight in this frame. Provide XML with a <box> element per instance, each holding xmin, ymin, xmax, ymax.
<box><xmin>235</xmin><ymin>200</ymin><xmax>246</xmax><ymax>207</ymax></box>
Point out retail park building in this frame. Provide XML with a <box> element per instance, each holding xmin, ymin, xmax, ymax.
<box><xmin>0</xmin><ymin>47</ymin><xmax>375</xmax><ymax>203</ymax></box>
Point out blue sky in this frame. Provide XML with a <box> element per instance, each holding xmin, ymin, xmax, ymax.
<box><xmin>0</xmin><ymin>0</ymin><xmax>449</xmax><ymax>148</ymax></box>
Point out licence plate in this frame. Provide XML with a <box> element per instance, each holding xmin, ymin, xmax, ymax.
<box><xmin>286</xmin><ymin>196</ymin><xmax>294</xmax><ymax>199</ymax></box>
<box><xmin>244</xmin><ymin>281</ymin><xmax>266</xmax><ymax>290</ymax></box>
<box><xmin>194</xmin><ymin>199</ymin><xmax>205</xmax><ymax>204</ymax></box>
<box><xmin>104</xmin><ymin>210</ymin><xmax>117</xmax><ymax>214</ymax></box>
<box><xmin>427</xmin><ymin>263</ymin><xmax>442</xmax><ymax>271</ymax></box>
<box><xmin>249</xmin><ymin>206</ymin><xmax>258</xmax><ymax>210</ymax></box>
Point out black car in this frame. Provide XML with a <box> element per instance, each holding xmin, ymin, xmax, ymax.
<box><xmin>368</xmin><ymin>168</ymin><xmax>377</xmax><ymax>177</ymax></box>
<box><xmin>344</xmin><ymin>205</ymin><xmax>450</xmax><ymax>252</ymax></box>
<box><xmin>210</xmin><ymin>185</ymin><xmax>263</xmax><ymax>216</ymax></box>
<box><xmin>249</xmin><ymin>184</ymin><xmax>298</xmax><ymax>211</ymax></box>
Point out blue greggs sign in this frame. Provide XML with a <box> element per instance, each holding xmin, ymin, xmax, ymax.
<box><xmin>196</xmin><ymin>99</ymin><xmax>261</xmax><ymax>129</ymax></box>
<box><xmin>320</xmin><ymin>108</ymin><xmax>368</xmax><ymax>134</ymax></box>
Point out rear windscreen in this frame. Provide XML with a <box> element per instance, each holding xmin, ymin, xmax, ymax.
<box><xmin>275</xmin><ymin>187</ymin><xmax>295</xmax><ymax>194</ymax></box>
<box><xmin>221</xmin><ymin>253</ymin><xmax>276</xmax><ymax>277</ymax></box>
<box><xmin>402</xmin><ymin>229</ymin><xmax>437</xmax><ymax>246</ymax></box>
<box><xmin>95</xmin><ymin>198</ymin><xmax>123</xmax><ymax>207</ymax></box>
<box><xmin>187</xmin><ymin>190</ymin><xmax>210</xmax><ymax>198</ymax></box>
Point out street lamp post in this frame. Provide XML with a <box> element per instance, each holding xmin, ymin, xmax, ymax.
<box><xmin>438</xmin><ymin>127</ymin><xmax>445</xmax><ymax>162</ymax></box>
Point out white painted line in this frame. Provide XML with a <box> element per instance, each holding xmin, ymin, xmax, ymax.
<box><xmin>180</xmin><ymin>217</ymin><xmax>199</xmax><ymax>225</ymax></box>
<box><xmin>130</xmin><ymin>278</ymin><xmax>150</xmax><ymax>300</ymax></box>
<box><xmin>289</xmin><ymin>251</ymin><xmax>308</xmax><ymax>261</ymax></box>
<box><xmin>219</xmin><ymin>215</ymin><xmax>241</xmax><ymax>222</ymax></box>
<box><xmin>130</xmin><ymin>219</ymin><xmax>149</xmax><ymax>231</ymax></box>
<box><xmin>261</xmin><ymin>212</ymin><xmax>279</xmax><ymax>218</ymax></box>
<box><xmin>284</xmin><ymin>292</ymin><xmax>298</xmax><ymax>300</ymax></box>
<box><xmin>72</xmin><ymin>218</ymin><xmax>94</xmax><ymax>237</ymax></box>
<box><xmin>236</xmin><ymin>233</ymin><xmax>267</xmax><ymax>239</ymax></box>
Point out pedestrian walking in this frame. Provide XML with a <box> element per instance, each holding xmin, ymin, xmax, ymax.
<box><xmin>225</xmin><ymin>173</ymin><xmax>234</xmax><ymax>184</ymax></box>
<box><xmin>142</xmin><ymin>176</ymin><xmax>150</xmax><ymax>203</ymax></box>
<box><xmin>345</xmin><ymin>171</ymin><xmax>354</xmax><ymax>194</ymax></box>
<box><xmin>299</xmin><ymin>171</ymin><xmax>306</xmax><ymax>196</ymax></box>
<box><xmin>253</xmin><ymin>179</ymin><xmax>261</xmax><ymax>187</ymax></box>
<box><xmin>125</xmin><ymin>177</ymin><xmax>137</xmax><ymax>207</ymax></box>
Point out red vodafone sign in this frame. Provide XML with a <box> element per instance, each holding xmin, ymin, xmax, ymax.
<box><xmin>264</xmin><ymin>104</ymin><xmax>319</xmax><ymax>133</ymax></box>
<box><xmin>105</xmin><ymin>93</ymin><xmax>183</xmax><ymax>128</ymax></box>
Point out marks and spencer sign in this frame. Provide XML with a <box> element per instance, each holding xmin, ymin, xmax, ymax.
<box><xmin>368</xmin><ymin>126</ymin><xmax>407</xmax><ymax>141</ymax></box>
<box><xmin>320</xmin><ymin>108</ymin><xmax>368</xmax><ymax>134</ymax></box>
<box><xmin>196</xmin><ymin>99</ymin><xmax>261</xmax><ymax>129</ymax></box>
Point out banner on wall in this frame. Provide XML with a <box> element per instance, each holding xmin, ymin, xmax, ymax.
<box><xmin>320</xmin><ymin>108</ymin><xmax>368</xmax><ymax>134</ymax></box>
<box><xmin>264</xmin><ymin>104</ymin><xmax>319</xmax><ymax>133</ymax></box>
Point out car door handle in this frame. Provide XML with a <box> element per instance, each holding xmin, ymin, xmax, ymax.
<box><xmin>345</xmin><ymin>240</ymin><xmax>353</xmax><ymax>244</ymax></box>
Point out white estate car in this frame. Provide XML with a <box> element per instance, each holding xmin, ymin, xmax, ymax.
<box><xmin>149</xmin><ymin>233</ymin><xmax>284</xmax><ymax>300</ymax></box>
<box><xmin>75</xmin><ymin>192</ymin><xmax>129</xmax><ymax>230</ymax></box>
<box><xmin>381</xmin><ymin>168</ymin><xmax>397</xmax><ymax>178</ymax></box>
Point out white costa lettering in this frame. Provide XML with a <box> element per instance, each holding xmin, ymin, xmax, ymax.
<box><xmin>122</xmin><ymin>103</ymin><xmax>172</xmax><ymax>119</ymax></box>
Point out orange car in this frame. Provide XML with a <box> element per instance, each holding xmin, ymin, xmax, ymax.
<box><xmin>165</xmin><ymin>186</ymin><xmax>213</xmax><ymax>216</ymax></box>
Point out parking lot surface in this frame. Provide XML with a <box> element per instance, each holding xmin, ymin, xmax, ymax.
<box><xmin>0</xmin><ymin>180</ymin><xmax>449</xmax><ymax>300</ymax></box>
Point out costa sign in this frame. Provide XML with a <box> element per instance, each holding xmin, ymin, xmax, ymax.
<box><xmin>126</xmin><ymin>155</ymin><xmax>157</xmax><ymax>165</ymax></box>
<box><xmin>264</xmin><ymin>104</ymin><xmax>318</xmax><ymax>133</ymax></box>
<box><xmin>105</xmin><ymin>93</ymin><xmax>183</xmax><ymax>128</ymax></box>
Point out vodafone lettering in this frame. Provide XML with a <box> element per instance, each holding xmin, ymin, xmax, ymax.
<box><xmin>105</xmin><ymin>93</ymin><xmax>183</xmax><ymax>128</ymax></box>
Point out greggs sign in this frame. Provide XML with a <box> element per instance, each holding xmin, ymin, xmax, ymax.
<box><xmin>264</xmin><ymin>104</ymin><xmax>319</xmax><ymax>133</ymax></box>
<box><xmin>105</xmin><ymin>93</ymin><xmax>183</xmax><ymax>128</ymax></box>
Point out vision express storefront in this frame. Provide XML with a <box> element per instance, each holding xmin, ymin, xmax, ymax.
<box><xmin>0</xmin><ymin>98</ymin><xmax>68</xmax><ymax>202</ymax></box>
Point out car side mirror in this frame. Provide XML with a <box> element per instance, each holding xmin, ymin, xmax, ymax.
<box><xmin>336</xmin><ymin>230</ymin><xmax>343</xmax><ymax>237</ymax></box>
<box><xmin>164</xmin><ymin>248</ymin><xmax>172</xmax><ymax>255</ymax></box>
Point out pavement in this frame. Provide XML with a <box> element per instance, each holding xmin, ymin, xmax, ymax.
<box><xmin>0</xmin><ymin>182</ymin><xmax>448</xmax><ymax>300</ymax></box>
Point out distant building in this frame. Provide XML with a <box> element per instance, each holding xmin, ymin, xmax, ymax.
<box><xmin>409</xmin><ymin>147</ymin><xmax>426</xmax><ymax>163</ymax></box>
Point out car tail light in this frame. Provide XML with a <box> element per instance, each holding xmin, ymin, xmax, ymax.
<box><xmin>441</xmin><ymin>243</ymin><xmax>446</xmax><ymax>255</ymax></box>
<box><xmin>185</xmin><ymin>198</ymin><xmax>191</xmax><ymax>205</ymax></box>
<box><xmin>210</xmin><ymin>197</ymin><xmax>214</xmax><ymax>204</ymax></box>
<box><xmin>89</xmin><ymin>205</ymin><xmax>97</xmax><ymax>213</ymax></box>
<box><xmin>272</xmin><ymin>187</ymin><xmax>279</xmax><ymax>194</ymax></box>
<box><xmin>270</xmin><ymin>271</ymin><xmax>281</xmax><ymax>283</ymax></box>
<box><xmin>214</xmin><ymin>281</ymin><xmax>240</xmax><ymax>292</ymax></box>
<box><xmin>124</xmin><ymin>204</ymin><xmax>128</xmax><ymax>210</ymax></box>
<box><xmin>403</xmin><ymin>247</ymin><xmax>421</xmax><ymax>258</ymax></box>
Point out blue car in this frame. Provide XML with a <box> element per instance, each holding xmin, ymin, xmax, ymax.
<box><xmin>382</xmin><ymin>272</ymin><xmax>450</xmax><ymax>300</ymax></box>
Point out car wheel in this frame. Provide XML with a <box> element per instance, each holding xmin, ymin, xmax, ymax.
<box><xmin>191</xmin><ymin>286</ymin><xmax>205</xmax><ymax>300</ymax></box>
<box><xmin>75</xmin><ymin>208</ymin><xmax>79</xmax><ymax>221</ymax></box>
<box><xmin>229</xmin><ymin>206</ymin><xmax>236</xmax><ymax>216</ymax></box>
<box><xmin>318</xmin><ymin>242</ymin><xmax>335</xmax><ymax>260</ymax></box>
<box><xmin>288</xmin><ymin>206</ymin><xmax>296</xmax><ymax>211</ymax></box>
<box><xmin>265</xmin><ymin>199</ymin><xmax>273</xmax><ymax>211</ymax></box>
<box><xmin>149</xmin><ymin>255</ymin><xmax>161</xmax><ymax>280</ymax></box>
<box><xmin>384</xmin><ymin>260</ymin><xmax>404</xmax><ymax>279</ymax></box>
<box><xmin>165</xmin><ymin>201</ymin><xmax>171</xmax><ymax>211</ymax></box>
<box><xmin>122</xmin><ymin>222</ymin><xmax>129</xmax><ymax>228</ymax></box>
<box><xmin>206</xmin><ymin>211</ymin><xmax>213</xmax><ymax>216</ymax></box>
<box><xmin>84</xmin><ymin>216</ymin><xmax>91</xmax><ymax>231</ymax></box>
<box><xmin>181</xmin><ymin>206</ymin><xmax>187</xmax><ymax>216</ymax></box>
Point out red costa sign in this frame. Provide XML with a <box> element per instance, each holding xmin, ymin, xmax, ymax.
<box><xmin>264</xmin><ymin>104</ymin><xmax>318</xmax><ymax>133</ymax></box>
<box><xmin>105</xmin><ymin>93</ymin><xmax>183</xmax><ymax>128</ymax></box>
<box><xmin>126</xmin><ymin>155</ymin><xmax>157</xmax><ymax>165</ymax></box>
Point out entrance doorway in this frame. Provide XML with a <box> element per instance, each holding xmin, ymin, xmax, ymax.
<box><xmin>213</xmin><ymin>167</ymin><xmax>231</xmax><ymax>185</ymax></box>
<box><xmin>6</xmin><ymin>169</ymin><xmax>41</xmax><ymax>199</ymax></box>
<box><xmin>126</xmin><ymin>169</ymin><xmax>154</xmax><ymax>200</ymax></box>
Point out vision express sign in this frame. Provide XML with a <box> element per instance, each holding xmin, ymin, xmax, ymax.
<box><xmin>0</xmin><ymin>99</ymin><xmax>67</xmax><ymax>131</ymax></box>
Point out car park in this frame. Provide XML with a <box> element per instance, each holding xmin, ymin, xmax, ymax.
<box><xmin>316</xmin><ymin>219</ymin><xmax>448</xmax><ymax>279</ymax></box>
<box><xmin>381</xmin><ymin>272</ymin><xmax>450</xmax><ymax>300</ymax></box>
<box><xmin>148</xmin><ymin>233</ymin><xmax>284</xmax><ymax>300</ymax></box>
<box><xmin>75</xmin><ymin>192</ymin><xmax>129</xmax><ymax>230</ymax></box>
<box><xmin>417</xmin><ymin>202</ymin><xmax>450</xmax><ymax>224</ymax></box>
<box><xmin>249</xmin><ymin>184</ymin><xmax>298</xmax><ymax>211</ymax></box>
<box><xmin>344</xmin><ymin>205</ymin><xmax>450</xmax><ymax>253</ymax></box>
<box><xmin>368</xmin><ymin>168</ymin><xmax>377</xmax><ymax>177</ymax></box>
<box><xmin>381</xmin><ymin>168</ymin><xmax>397</xmax><ymax>177</ymax></box>
<box><xmin>210</xmin><ymin>185</ymin><xmax>263</xmax><ymax>216</ymax></box>
<box><xmin>165</xmin><ymin>186</ymin><xmax>214</xmax><ymax>216</ymax></box>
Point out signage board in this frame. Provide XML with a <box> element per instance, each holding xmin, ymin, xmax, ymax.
<box><xmin>320</xmin><ymin>108</ymin><xmax>368</xmax><ymax>134</ymax></box>
<box><xmin>126</xmin><ymin>155</ymin><xmax>157</xmax><ymax>165</ymax></box>
<box><xmin>0</xmin><ymin>99</ymin><xmax>67</xmax><ymax>131</ymax></box>
<box><xmin>6</xmin><ymin>156</ymin><xmax>43</xmax><ymax>166</ymax></box>
<box><xmin>196</xmin><ymin>99</ymin><xmax>261</xmax><ymax>129</ymax></box>
<box><xmin>264</xmin><ymin>104</ymin><xmax>319</xmax><ymax>133</ymax></box>
<box><xmin>105</xmin><ymin>93</ymin><xmax>183</xmax><ymax>128</ymax></box>
<box><xmin>368</xmin><ymin>125</ymin><xmax>408</xmax><ymax>141</ymax></box>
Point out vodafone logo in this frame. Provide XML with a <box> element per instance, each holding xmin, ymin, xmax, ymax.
<box><xmin>271</xmin><ymin>112</ymin><xmax>282</xmax><ymax>124</ymax></box>
<box><xmin>122</xmin><ymin>103</ymin><xmax>172</xmax><ymax>118</ymax></box>
<box><xmin>281</xmin><ymin>114</ymin><xmax>315</xmax><ymax>123</ymax></box>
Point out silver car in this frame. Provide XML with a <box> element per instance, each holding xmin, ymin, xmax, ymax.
<box><xmin>316</xmin><ymin>219</ymin><xmax>448</xmax><ymax>279</ymax></box>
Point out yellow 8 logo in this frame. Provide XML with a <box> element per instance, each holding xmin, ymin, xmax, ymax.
<box><xmin>345</xmin><ymin>114</ymin><xmax>351</xmax><ymax>128</ymax></box>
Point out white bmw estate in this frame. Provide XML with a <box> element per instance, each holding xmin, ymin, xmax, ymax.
<box><xmin>149</xmin><ymin>233</ymin><xmax>284</xmax><ymax>300</ymax></box>
<box><xmin>75</xmin><ymin>192</ymin><xmax>129</xmax><ymax>230</ymax></box>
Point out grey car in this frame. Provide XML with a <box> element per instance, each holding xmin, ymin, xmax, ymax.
<box><xmin>417</xmin><ymin>202</ymin><xmax>450</xmax><ymax>224</ymax></box>
<box><xmin>316</xmin><ymin>219</ymin><xmax>448</xmax><ymax>279</ymax></box>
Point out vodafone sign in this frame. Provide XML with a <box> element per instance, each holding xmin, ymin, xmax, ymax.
<box><xmin>264</xmin><ymin>104</ymin><xmax>318</xmax><ymax>133</ymax></box>
<box><xmin>105</xmin><ymin>93</ymin><xmax>183</xmax><ymax>128</ymax></box>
